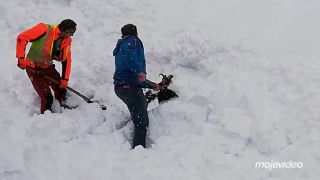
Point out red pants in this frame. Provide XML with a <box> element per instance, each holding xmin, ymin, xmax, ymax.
<box><xmin>26</xmin><ymin>65</ymin><xmax>66</xmax><ymax>113</ymax></box>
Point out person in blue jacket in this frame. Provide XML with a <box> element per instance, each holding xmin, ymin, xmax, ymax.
<box><xmin>113</xmin><ymin>24</ymin><xmax>160</xmax><ymax>148</ymax></box>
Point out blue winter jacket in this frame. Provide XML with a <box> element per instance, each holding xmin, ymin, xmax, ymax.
<box><xmin>113</xmin><ymin>36</ymin><xmax>154</xmax><ymax>88</ymax></box>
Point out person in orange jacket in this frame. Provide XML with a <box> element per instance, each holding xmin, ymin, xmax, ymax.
<box><xmin>16</xmin><ymin>19</ymin><xmax>77</xmax><ymax>113</ymax></box>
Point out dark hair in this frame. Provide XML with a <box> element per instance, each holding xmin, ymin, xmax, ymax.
<box><xmin>58</xmin><ymin>19</ymin><xmax>77</xmax><ymax>32</ymax></box>
<box><xmin>121</xmin><ymin>24</ymin><xmax>137</xmax><ymax>37</ymax></box>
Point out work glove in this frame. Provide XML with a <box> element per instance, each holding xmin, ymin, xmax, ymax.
<box><xmin>59</xmin><ymin>79</ymin><xmax>68</xmax><ymax>89</ymax></box>
<box><xmin>17</xmin><ymin>58</ymin><xmax>35</xmax><ymax>70</ymax></box>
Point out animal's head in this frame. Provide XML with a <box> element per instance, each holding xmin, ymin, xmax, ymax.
<box><xmin>159</xmin><ymin>74</ymin><xmax>174</xmax><ymax>88</ymax></box>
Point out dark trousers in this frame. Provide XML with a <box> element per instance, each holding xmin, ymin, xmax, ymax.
<box><xmin>26</xmin><ymin>65</ymin><xmax>66</xmax><ymax>113</ymax></box>
<box><xmin>115</xmin><ymin>86</ymin><xmax>149</xmax><ymax>148</ymax></box>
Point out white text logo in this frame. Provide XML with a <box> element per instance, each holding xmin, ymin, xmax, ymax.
<box><xmin>255</xmin><ymin>160</ymin><xmax>303</xmax><ymax>170</ymax></box>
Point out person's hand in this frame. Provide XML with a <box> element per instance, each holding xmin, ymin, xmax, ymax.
<box><xmin>137</xmin><ymin>72</ymin><xmax>146</xmax><ymax>82</ymax></box>
<box><xmin>17</xmin><ymin>58</ymin><xmax>35</xmax><ymax>70</ymax></box>
<box><xmin>17</xmin><ymin>58</ymin><xmax>28</xmax><ymax>70</ymax></box>
<box><xmin>59</xmin><ymin>79</ymin><xmax>68</xmax><ymax>89</ymax></box>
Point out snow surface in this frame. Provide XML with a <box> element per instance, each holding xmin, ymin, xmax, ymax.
<box><xmin>1</xmin><ymin>0</ymin><xmax>320</xmax><ymax>179</ymax></box>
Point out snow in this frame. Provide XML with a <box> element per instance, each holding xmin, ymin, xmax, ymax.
<box><xmin>1</xmin><ymin>0</ymin><xmax>320</xmax><ymax>179</ymax></box>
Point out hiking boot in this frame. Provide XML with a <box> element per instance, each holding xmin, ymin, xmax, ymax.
<box><xmin>59</xmin><ymin>100</ymin><xmax>77</xmax><ymax>109</ymax></box>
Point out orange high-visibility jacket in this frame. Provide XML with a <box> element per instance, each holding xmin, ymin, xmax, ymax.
<box><xmin>16</xmin><ymin>23</ymin><xmax>72</xmax><ymax>80</ymax></box>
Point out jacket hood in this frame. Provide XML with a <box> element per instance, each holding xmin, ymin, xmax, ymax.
<box><xmin>113</xmin><ymin>36</ymin><xmax>139</xmax><ymax>56</ymax></box>
<box><xmin>113</xmin><ymin>38</ymin><xmax>123</xmax><ymax>56</ymax></box>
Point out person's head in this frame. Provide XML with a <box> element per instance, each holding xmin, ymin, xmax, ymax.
<box><xmin>121</xmin><ymin>24</ymin><xmax>137</xmax><ymax>37</ymax></box>
<box><xmin>58</xmin><ymin>19</ymin><xmax>77</xmax><ymax>37</ymax></box>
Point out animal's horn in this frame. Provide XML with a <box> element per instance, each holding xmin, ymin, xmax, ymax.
<box><xmin>159</xmin><ymin>73</ymin><xmax>165</xmax><ymax>78</ymax></box>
